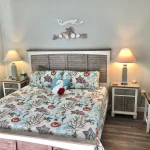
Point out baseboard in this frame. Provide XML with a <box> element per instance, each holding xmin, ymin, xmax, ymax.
<box><xmin>137</xmin><ymin>107</ymin><xmax>144</xmax><ymax>112</ymax></box>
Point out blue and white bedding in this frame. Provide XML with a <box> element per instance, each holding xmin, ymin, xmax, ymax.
<box><xmin>0</xmin><ymin>85</ymin><xmax>108</xmax><ymax>150</ymax></box>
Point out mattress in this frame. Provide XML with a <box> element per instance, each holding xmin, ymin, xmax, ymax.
<box><xmin>0</xmin><ymin>85</ymin><xmax>108</xmax><ymax>149</ymax></box>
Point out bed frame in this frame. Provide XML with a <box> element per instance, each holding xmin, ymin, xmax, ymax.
<box><xmin>0</xmin><ymin>48</ymin><xmax>111</xmax><ymax>150</ymax></box>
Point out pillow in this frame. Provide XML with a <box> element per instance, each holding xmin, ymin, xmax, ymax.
<box><xmin>40</xmin><ymin>70</ymin><xmax>63</xmax><ymax>87</ymax></box>
<box><xmin>30</xmin><ymin>71</ymin><xmax>43</xmax><ymax>87</ymax></box>
<box><xmin>38</xmin><ymin>65</ymin><xmax>49</xmax><ymax>71</ymax></box>
<box><xmin>30</xmin><ymin>70</ymin><xmax>63</xmax><ymax>87</ymax></box>
<box><xmin>52</xmin><ymin>78</ymin><xmax>70</xmax><ymax>89</ymax></box>
<box><xmin>63</xmin><ymin>70</ymin><xmax>100</xmax><ymax>89</ymax></box>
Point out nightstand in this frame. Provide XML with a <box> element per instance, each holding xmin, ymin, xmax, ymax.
<box><xmin>2</xmin><ymin>78</ymin><xmax>29</xmax><ymax>96</ymax></box>
<box><xmin>111</xmin><ymin>81</ymin><xmax>139</xmax><ymax>119</ymax></box>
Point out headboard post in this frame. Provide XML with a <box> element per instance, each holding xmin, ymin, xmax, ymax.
<box><xmin>27</xmin><ymin>49</ymin><xmax>111</xmax><ymax>87</ymax></box>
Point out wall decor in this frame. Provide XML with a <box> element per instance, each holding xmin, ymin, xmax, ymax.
<box><xmin>53</xmin><ymin>27</ymin><xmax>87</xmax><ymax>40</ymax></box>
<box><xmin>55</xmin><ymin>19</ymin><xmax>84</xmax><ymax>26</ymax></box>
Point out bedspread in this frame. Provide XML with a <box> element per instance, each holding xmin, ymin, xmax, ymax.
<box><xmin>0</xmin><ymin>85</ymin><xmax>108</xmax><ymax>150</ymax></box>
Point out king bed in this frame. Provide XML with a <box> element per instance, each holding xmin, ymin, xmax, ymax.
<box><xmin>0</xmin><ymin>49</ymin><xmax>111</xmax><ymax>150</ymax></box>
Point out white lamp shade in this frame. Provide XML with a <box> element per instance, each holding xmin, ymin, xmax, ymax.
<box><xmin>116</xmin><ymin>48</ymin><xmax>136</xmax><ymax>63</ymax></box>
<box><xmin>4</xmin><ymin>50</ymin><xmax>21</xmax><ymax>62</ymax></box>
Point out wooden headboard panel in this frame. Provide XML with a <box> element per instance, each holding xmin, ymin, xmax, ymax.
<box><xmin>27</xmin><ymin>49</ymin><xmax>111</xmax><ymax>85</ymax></box>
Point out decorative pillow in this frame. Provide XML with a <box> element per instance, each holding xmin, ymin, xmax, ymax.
<box><xmin>30</xmin><ymin>70</ymin><xmax>63</xmax><ymax>87</ymax></box>
<box><xmin>52</xmin><ymin>78</ymin><xmax>70</xmax><ymax>90</ymax></box>
<box><xmin>63</xmin><ymin>71</ymin><xmax>100</xmax><ymax>89</ymax></box>
<box><xmin>40</xmin><ymin>70</ymin><xmax>63</xmax><ymax>87</ymax></box>
<box><xmin>30</xmin><ymin>71</ymin><xmax>43</xmax><ymax>87</ymax></box>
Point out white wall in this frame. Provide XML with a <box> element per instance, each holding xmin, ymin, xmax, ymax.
<box><xmin>1</xmin><ymin>0</ymin><xmax>150</xmax><ymax>94</ymax></box>
<box><xmin>0</xmin><ymin>20</ymin><xmax>5</xmax><ymax>98</ymax></box>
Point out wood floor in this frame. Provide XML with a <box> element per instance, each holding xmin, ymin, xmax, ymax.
<box><xmin>101</xmin><ymin>112</ymin><xmax>150</xmax><ymax>150</ymax></box>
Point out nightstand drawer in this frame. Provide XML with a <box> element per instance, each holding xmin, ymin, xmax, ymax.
<box><xmin>114</xmin><ymin>88</ymin><xmax>135</xmax><ymax>96</ymax></box>
<box><xmin>4</xmin><ymin>83</ymin><xmax>18</xmax><ymax>88</ymax></box>
<box><xmin>5</xmin><ymin>89</ymin><xmax>17</xmax><ymax>95</ymax></box>
<box><xmin>114</xmin><ymin>96</ymin><xmax>135</xmax><ymax>112</ymax></box>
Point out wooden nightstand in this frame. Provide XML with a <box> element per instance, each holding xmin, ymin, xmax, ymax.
<box><xmin>111</xmin><ymin>81</ymin><xmax>139</xmax><ymax>119</ymax></box>
<box><xmin>2</xmin><ymin>78</ymin><xmax>29</xmax><ymax>96</ymax></box>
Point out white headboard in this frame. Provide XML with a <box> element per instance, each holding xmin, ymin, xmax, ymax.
<box><xmin>27</xmin><ymin>49</ymin><xmax>111</xmax><ymax>87</ymax></box>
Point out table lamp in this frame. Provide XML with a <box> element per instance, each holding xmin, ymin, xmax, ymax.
<box><xmin>4</xmin><ymin>50</ymin><xmax>22</xmax><ymax>80</ymax></box>
<box><xmin>116</xmin><ymin>48</ymin><xmax>136</xmax><ymax>85</ymax></box>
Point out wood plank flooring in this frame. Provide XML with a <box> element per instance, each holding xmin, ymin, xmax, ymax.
<box><xmin>101</xmin><ymin>112</ymin><xmax>150</xmax><ymax>150</ymax></box>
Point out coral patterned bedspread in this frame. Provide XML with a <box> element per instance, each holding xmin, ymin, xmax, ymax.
<box><xmin>0</xmin><ymin>85</ymin><xmax>108</xmax><ymax>150</ymax></box>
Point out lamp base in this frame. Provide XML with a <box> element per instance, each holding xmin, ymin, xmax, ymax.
<box><xmin>121</xmin><ymin>82</ymin><xmax>128</xmax><ymax>85</ymax></box>
<box><xmin>11</xmin><ymin>63</ymin><xmax>18</xmax><ymax>80</ymax></box>
<box><xmin>121</xmin><ymin>64</ymin><xmax>128</xmax><ymax>85</ymax></box>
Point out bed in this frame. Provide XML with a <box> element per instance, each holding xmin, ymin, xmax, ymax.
<box><xmin>0</xmin><ymin>49</ymin><xmax>111</xmax><ymax>150</ymax></box>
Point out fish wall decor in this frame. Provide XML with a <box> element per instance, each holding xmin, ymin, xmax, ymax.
<box><xmin>53</xmin><ymin>27</ymin><xmax>87</xmax><ymax>40</ymax></box>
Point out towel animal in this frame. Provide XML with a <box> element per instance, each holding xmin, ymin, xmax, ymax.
<box><xmin>52</xmin><ymin>80</ymin><xmax>66</xmax><ymax>95</ymax></box>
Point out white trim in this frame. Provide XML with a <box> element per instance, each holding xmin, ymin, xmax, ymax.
<box><xmin>134</xmin><ymin>89</ymin><xmax>138</xmax><ymax>119</ymax></box>
<box><xmin>2</xmin><ymin>82</ymin><xmax>6</xmax><ymax>96</ymax></box>
<box><xmin>113</xmin><ymin>111</ymin><xmax>137</xmax><ymax>115</ymax></box>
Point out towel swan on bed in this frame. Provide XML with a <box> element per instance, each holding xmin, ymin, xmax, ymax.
<box><xmin>52</xmin><ymin>80</ymin><xmax>66</xmax><ymax>95</ymax></box>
